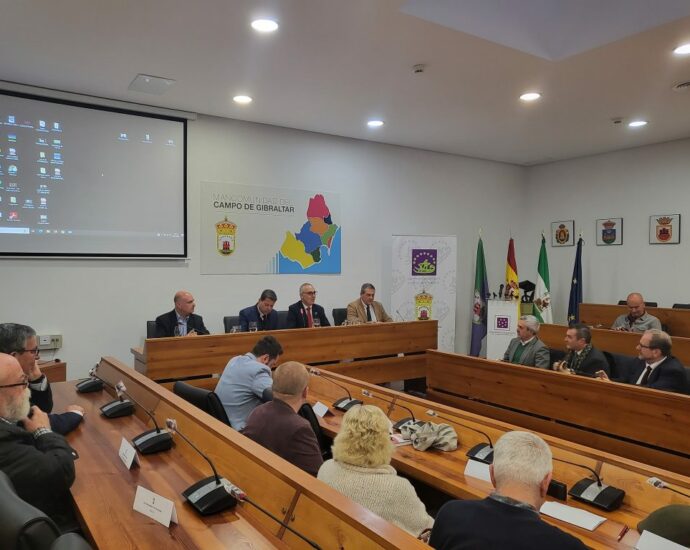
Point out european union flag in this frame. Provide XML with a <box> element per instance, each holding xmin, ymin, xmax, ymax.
<box><xmin>567</xmin><ymin>237</ymin><xmax>583</xmax><ymax>325</ymax></box>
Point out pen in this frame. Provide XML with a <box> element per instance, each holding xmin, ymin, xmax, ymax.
<box><xmin>617</xmin><ymin>525</ymin><xmax>629</xmax><ymax>542</ymax></box>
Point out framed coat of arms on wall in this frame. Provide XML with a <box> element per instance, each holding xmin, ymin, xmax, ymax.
<box><xmin>551</xmin><ymin>220</ymin><xmax>575</xmax><ymax>247</ymax></box>
<box><xmin>649</xmin><ymin>214</ymin><xmax>680</xmax><ymax>244</ymax></box>
<box><xmin>596</xmin><ymin>218</ymin><xmax>623</xmax><ymax>246</ymax></box>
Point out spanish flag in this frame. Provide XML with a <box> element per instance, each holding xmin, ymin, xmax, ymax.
<box><xmin>505</xmin><ymin>238</ymin><xmax>519</xmax><ymax>299</ymax></box>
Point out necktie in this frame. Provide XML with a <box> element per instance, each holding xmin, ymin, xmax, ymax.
<box><xmin>306</xmin><ymin>307</ymin><xmax>313</xmax><ymax>328</ymax></box>
<box><xmin>366</xmin><ymin>304</ymin><xmax>372</xmax><ymax>322</ymax></box>
<box><xmin>639</xmin><ymin>365</ymin><xmax>652</xmax><ymax>386</ymax></box>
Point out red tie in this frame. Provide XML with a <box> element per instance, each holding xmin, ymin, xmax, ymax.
<box><xmin>306</xmin><ymin>307</ymin><xmax>313</xmax><ymax>328</ymax></box>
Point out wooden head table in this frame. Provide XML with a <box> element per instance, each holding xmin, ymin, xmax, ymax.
<box><xmin>580</xmin><ymin>303</ymin><xmax>690</xmax><ymax>337</ymax></box>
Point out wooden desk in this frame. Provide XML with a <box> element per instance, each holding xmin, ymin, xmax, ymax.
<box><xmin>308</xmin><ymin>372</ymin><xmax>690</xmax><ymax>549</ymax></box>
<box><xmin>56</xmin><ymin>357</ymin><xmax>427</xmax><ymax>549</ymax></box>
<box><xmin>132</xmin><ymin>321</ymin><xmax>437</xmax><ymax>385</ymax></box>
<box><xmin>425</xmin><ymin>350</ymin><xmax>690</xmax><ymax>476</ymax></box>
<box><xmin>580</xmin><ymin>303</ymin><xmax>690</xmax><ymax>337</ymax></box>
<box><xmin>39</xmin><ymin>359</ymin><xmax>67</xmax><ymax>383</ymax></box>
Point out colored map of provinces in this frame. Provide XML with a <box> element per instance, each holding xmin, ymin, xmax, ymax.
<box><xmin>280</xmin><ymin>194</ymin><xmax>339</xmax><ymax>270</ymax></box>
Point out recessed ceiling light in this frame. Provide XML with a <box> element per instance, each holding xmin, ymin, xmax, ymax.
<box><xmin>628</xmin><ymin>120</ymin><xmax>647</xmax><ymax>128</ymax></box>
<box><xmin>519</xmin><ymin>92</ymin><xmax>541</xmax><ymax>102</ymax></box>
<box><xmin>251</xmin><ymin>19</ymin><xmax>279</xmax><ymax>33</ymax></box>
<box><xmin>673</xmin><ymin>43</ymin><xmax>690</xmax><ymax>55</ymax></box>
<box><xmin>367</xmin><ymin>120</ymin><xmax>384</xmax><ymax>128</ymax></box>
<box><xmin>233</xmin><ymin>95</ymin><xmax>253</xmax><ymax>105</ymax></box>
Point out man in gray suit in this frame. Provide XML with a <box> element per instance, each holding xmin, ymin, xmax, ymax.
<box><xmin>502</xmin><ymin>315</ymin><xmax>550</xmax><ymax>369</ymax></box>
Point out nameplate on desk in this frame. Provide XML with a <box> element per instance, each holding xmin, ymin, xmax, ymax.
<box><xmin>540</xmin><ymin>501</ymin><xmax>605</xmax><ymax>531</ymax></box>
<box><xmin>133</xmin><ymin>486</ymin><xmax>178</xmax><ymax>527</ymax></box>
<box><xmin>118</xmin><ymin>437</ymin><xmax>140</xmax><ymax>470</ymax></box>
<box><xmin>464</xmin><ymin>459</ymin><xmax>491</xmax><ymax>482</ymax></box>
<box><xmin>636</xmin><ymin>530</ymin><xmax>687</xmax><ymax>550</ymax></box>
<box><xmin>312</xmin><ymin>401</ymin><xmax>331</xmax><ymax>418</ymax></box>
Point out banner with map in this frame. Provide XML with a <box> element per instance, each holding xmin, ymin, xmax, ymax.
<box><xmin>391</xmin><ymin>235</ymin><xmax>457</xmax><ymax>351</ymax></box>
<box><xmin>200</xmin><ymin>182</ymin><xmax>341</xmax><ymax>274</ymax></box>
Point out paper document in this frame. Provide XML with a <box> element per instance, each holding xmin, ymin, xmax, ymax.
<box><xmin>464</xmin><ymin>459</ymin><xmax>492</xmax><ymax>482</ymax></box>
<box><xmin>540</xmin><ymin>501</ymin><xmax>605</xmax><ymax>531</ymax></box>
<box><xmin>636</xmin><ymin>530</ymin><xmax>688</xmax><ymax>550</ymax></box>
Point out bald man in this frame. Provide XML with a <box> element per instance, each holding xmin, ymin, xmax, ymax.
<box><xmin>0</xmin><ymin>353</ymin><xmax>78</xmax><ymax>530</ymax></box>
<box><xmin>154</xmin><ymin>290</ymin><xmax>210</xmax><ymax>338</ymax></box>
<box><xmin>611</xmin><ymin>293</ymin><xmax>662</xmax><ymax>333</ymax></box>
<box><xmin>242</xmin><ymin>361</ymin><xmax>323</xmax><ymax>476</ymax></box>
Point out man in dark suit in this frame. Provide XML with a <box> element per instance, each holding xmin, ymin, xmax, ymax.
<box><xmin>242</xmin><ymin>361</ymin><xmax>323</xmax><ymax>476</ymax></box>
<box><xmin>286</xmin><ymin>283</ymin><xmax>330</xmax><ymax>328</ymax></box>
<box><xmin>346</xmin><ymin>283</ymin><xmax>393</xmax><ymax>324</ymax></box>
<box><xmin>502</xmin><ymin>315</ymin><xmax>550</xmax><ymax>369</ymax></box>
<box><xmin>596</xmin><ymin>329</ymin><xmax>688</xmax><ymax>394</ymax></box>
<box><xmin>154</xmin><ymin>290</ymin><xmax>210</xmax><ymax>337</ymax></box>
<box><xmin>553</xmin><ymin>323</ymin><xmax>609</xmax><ymax>377</ymax></box>
<box><xmin>239</xmin><ymin>289</ymin><xmax>279</xmax><ymax>332</ymax></box>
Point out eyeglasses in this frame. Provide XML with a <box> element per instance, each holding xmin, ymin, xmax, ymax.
<box><xmin>638</xmin><ymin>344</ymin><xmax>654</xmax><ymax>349</ymax></box>
<box><xmin>17</xmin><ymin>348</ymin><xmax>40</xmax><ymax>355</ymax></box>
<box><xmin>302</xmin><ymin>291</ymin><xmax>317</xmax><ymax>296</ymax></box>
<box><xmin>0</xmin><ymin>375</ymin><xmax>29</xmax><ymax>389</ymax></box>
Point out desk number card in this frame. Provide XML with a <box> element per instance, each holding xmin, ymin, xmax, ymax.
<box><xmin>118</xmin><ymin>437</ymin><xmax>140</xmax><ymax>470</ymax></box>
<box><xmin>133</xmin><ymin>486</ymin><xmax>178</xmax><ymax>527</ymax></box>
<box><xmin>312</xmin><ymin>401</ymin><xmax>330</xmax><ymax>418</ymax></box>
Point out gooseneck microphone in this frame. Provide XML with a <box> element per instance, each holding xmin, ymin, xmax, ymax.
<box><xmin>115</xmin><ymin>381</ymin><xmax>173</xmax><ymax>454</ymax></box>
<box><xmin>395</xmin><ymin>309</ymin><xmax>406</xmax><ymax>322</ymax></box>
<box><xmin>553</xmin><ymin>457</ymin><xmax>625</xmax><ymax>511</ymax></box>
<box><xmin>361</xmin><ymin>389</ymin><xmax>419</xmax><ymax>431</ymax></box>
<box><xmin>647</xmin><ymin>477</ymin><xmax>690</xmax><ymax>499</ymax></box>
<box><xmin>166</xmin><ymin>419</ymin><xmax>237</xmax><ymax>515</ymax></box>
<box><xmin>77</xmin><ymin>365</ymin><xmax>135</xmax><ymax>418</ymax></box>
<box><xmin>309</xmin><ymin>368</ymin><xmax>362</xmax><ymax>412</ymax></box>
<box><xmin>425</xmin><ymin>410</ymin><xmax>494</xmax><ymax>464</ymax></box>
<box><xmin>75</xmin><ymin>365</ymin><xmax>105</xmax><ymax>393</ymax></box>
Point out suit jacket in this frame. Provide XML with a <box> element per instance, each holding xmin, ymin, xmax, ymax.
<box><xmin>503</xmin><ymin>337</ymin><xmax>550</xmax><ymax>369</ymax></box>
<box><xmin>564</xmin><ymin>346</ymin><xmax>610</xmax><ymax>377</ymax></box>
<box><xmin>346</xmin><ymin>299</ymin><xmax>393</xmax><ymax>323</ymax></box>
<box><xmin>619</xmin><ymin>356</ymin><xmax>688</xmax><ymax>394</ymax></box>
<box><xmin>242</xmin><ymin>399</ymin><xmax>323</xmax><ymax>476</ymax></box>
<box><xmin>154</xmin><ymin>309</ymin><xmax>209</xmax><ymax>338</ymax></box>
<box><xmin>286</xmin><ymin>301</ymin><xmax>330</xmax><ymax>329</ymax></box>
<box><xmin>239</xmin><ymin>305</ymin><xmax>279</xmax><ymax>332</ymax></box>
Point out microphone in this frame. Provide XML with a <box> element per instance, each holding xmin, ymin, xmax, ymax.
<box><xmin>75</xmin><ymin>364</ymin><xmax>105</xmax><ymax>393</ymax></box>
<box><xmin>309</xmin><ymin>368</ymin><xmax>362</xmax><ymax>412</ymax></box>
<box><xmin>498</xmin><ymin>284</ymin><xmax>504</xmax><ymax>299</ymax></box>
<box><xmin>116</xmin><ymin>381</ymin><xmax>173</xmax><ymax>454</ymax></box>
<box><xmin>553</xmin><ymin>457</ymin><xmax>625</xmax><ymax>511</ymax></box>
<box><xmin>77</xmin><ymin>365</ymin><xmax>135</xmax><ymax>418</ymax></box>
<box><xmin>165</xmin><ymin>419</ymin><xmax>237</xmax><ymax>515</ymax></box>
<box><xmin>425</xmin><ymin>410</ymin><xmax>494</xmax><ymax>464</ymax></box>
<box><xmin>361</xmin><ymin>389</ymin><xmax>419</xmax><ymax>431</ymax></box>
<box><xmin>395</xmin><ymin>309</ymin><xmax>406</xmax><ymax>322</ymax></box>
<box><xmin>647</xmin><ymin>477</ymin><xmax>690</xmax><ymax>499</ymax></box>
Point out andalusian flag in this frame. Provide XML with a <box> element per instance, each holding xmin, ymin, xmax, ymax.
<box><xmin>470</xmin><ymin>237</ymin><xmax>489</xmax><ymax>356</ymax></box>
<box><xmin>534</xmin><ymin>235</ymin><xmax>553</xmax><ymax>323</ymax></box>
<box><xmin>505</xmin><ymin>238</ymin><xmax>519</xmax><ymax>299</ymax></box>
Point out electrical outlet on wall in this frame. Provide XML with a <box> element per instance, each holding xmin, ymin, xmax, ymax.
<box><xmin>38</xmin><ymin>334</ymin><xmax>62</xmax><ymax>350</ymax></box>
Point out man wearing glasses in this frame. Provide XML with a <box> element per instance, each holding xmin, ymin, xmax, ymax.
<box><xmin>0</xmin><ymin>353</ymin><xmax>78</xmax><ymax>531</ymax></box>
<box><xmin>286</xmin><ymin>283</ymin><xmax>331</xmax><ymax>329</ymax></box>
<box><xmin>0</xmin><ymin>323</ymin><xmax>83</xmax><ymax>434</ymax></box>
<box><xmin>595</xmin><ymin>329</ymin><xmax>689</xmax><ymax>393</ymax></box>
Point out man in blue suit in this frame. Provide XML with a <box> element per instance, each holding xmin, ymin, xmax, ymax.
<box><xmin>239</xmin><ymin>289</ymin><xmax>279</xmax><ymax>332</ymax></box>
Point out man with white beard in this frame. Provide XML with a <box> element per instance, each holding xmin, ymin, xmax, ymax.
<box><xmin>0</xmin><ymin>353</ymin><xmax>78</xmax><ymax>531</ymax></box>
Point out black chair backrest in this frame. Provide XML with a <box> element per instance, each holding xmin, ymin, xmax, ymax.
<box><xmin>298</xmin><ymin>403</ymin><xmax>332</xmax><ymax>460</ymax></box>
<box><xmin>673</xmin><ymin>303</ymin><xmax>690</xmax><ymax>309</ymax></box>
<box><xmin>0</xmin><ymin>471</ymin><xmax>61</xmax><ymax>550</ymax></box>
<box><xmin>50</xmin><ymin>532</ymin><xmax>94</xmax><ymax>550</ymax></box>
<box><xmin>276</xmin><ymin>310</ymin><xmax>289</xmax><ymax>329</ymax></box>
<box><xmin>684</xmin><ymin>367</ymin><xmax>690</xmax><ymax>396</ymax></box>
<box><xmin>548</xmin><ymin>348</ymin><xmax>566</xmax><ymax>365</ymax></box>
<box><xmin>332</xmin><ymin>308</ymin><xmax>347</xmax><ymax>326</ymax></box>
<box><xmin>223</xmin><ymin>315</ymin><xmax>241</xmax><ymax>333</ymax></box>
<box><xmin>146</xmin><ymin>321</ymin><xmax>156</xmax><ymax>339</ymax></box>
<box><xmin>173</xmin><ymin>381</ymin><xmax>232</xmax><ymax>427</ymax></box>
<box><xmin>618</xmin><ymin>300</ymin><xmax>657</xmax><ymax>307</ymax></box>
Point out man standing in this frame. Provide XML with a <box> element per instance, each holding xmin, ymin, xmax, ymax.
<box><xmin>155</xmin><ymin>290</ymin><xmax>210</xmax><ymax>337</ymax></box>
<box><xmin>0</xmin><ymin>323</ymin><xmax>83</xmax><ymax>435</ymax></box>
<box><xmin>286</xmin><ymin>283</ymin><xmax>330</xmax><ymax>328</ymax></box>
<box><xmin>239</xmin><ymin>289</ymin><xmax>279</xmax><ymax>332</ymax></box>
<box><xmin>553</xmin><ymin>324</ymin><xmax>610</xmax><ymax>377</ymax></box>
<box><xmin>596</xmin><ymin>329</ymin><xmax>688</xmax><ymax>393</ymax></box>
<box><xmin>242</xmin><ymin>361</ymin><xmax>323</xmax><ymax>476</ymax></box>
<box><xmin>430</xmin><ymin>431</ymin><xmax>587</xmax><ymax>550</ymax></box>
<box><xmin>502</xmin><ymin>315</ymin><xmax>550</xmax><ymax>369</ymax></box>
<box><xmin>346</xmin><ymin>283</ymin><xmax>393</xmax><ymax>324</ymax></box>
<box><xmin>215</xmin><ymin>336</ymin><xmax>283</xmax><ymax>430</ymax></box>
<box><xmin>0</xmin><ymin>353</ymin><xmax>78</xmax><ymax>531</ymax></box>
<box><xmin>611</xmin><ymin>293</ymin><xmax>662</xmax><ymax>333</ymax></box>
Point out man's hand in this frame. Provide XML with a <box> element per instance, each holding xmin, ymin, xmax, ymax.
<box><xmin>67</xmin><ymin>404</ymin><xmax>85</xmax><ymax>415</ymax></box>
<box><xmin>186</xmin><ymin>329</ymin><xmax>198</xmax><ymax>337</ymax></box>
<box><xmin>614</xmin><ymin>326</ymin><xmax>628</xmax><ymax>332</ymax></box>
<box><xmin>595</xmin><ymin>370</ymin><xmax>610</xmax><ymax>381</ymax></box>
<box><xmin>22</xmin><ymin>406</ymin><xmax>51</xmax><ymax>432</ymax></box>
<box><xmin>26</xmin><ymin>360</ymin><xmax>42</xmax><ymax>382</ymax></box>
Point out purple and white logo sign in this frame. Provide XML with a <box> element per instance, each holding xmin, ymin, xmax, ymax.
<box><xmin>495</xmin><ymin>316</ymin><xmax>510</xmax><ymax>331</ymax></box>
<box><xmin>411</xmin><ymin>249</ymin><xmax>437</xmax><ymax>276</ymax></box>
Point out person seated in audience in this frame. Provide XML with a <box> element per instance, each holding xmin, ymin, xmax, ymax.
<box><xmin>215</xmin><ymin>335</ymin><xmax>283</xmax><ymax>430</ymax></box>
<box><xmin>346</xmin><ymin>283</ymin><xmax>393</xmax><ymax>324</ymax></box>
<box><xmin>430</xmin><ymin>431</ymin><xmax>587</xmax><ymax>550</ymax></box>
<box><xmin>595</xmin><ymin>329</ymin><xmax>688</xmax><ymax>393</ymax></box>
<box><xmin>552</xmin><ymin>323</ymin><xmax>610</xmax><ymax>377</ymax></box>
<box><xmin>242</xmin><ymin>361</ymin><xmax>323</xmax><ymax>476</ymax></box>
<box><xmin>317</xmin><ymin>404</ymin><xmax>433</xmax><ymax>538</ymax></box>
<box><xmin>239</xmin><ymin>289</ymin><xmax>279</xmax><ymax>332</ymax></box>
<box><xmin>502</xmin><ymin>315</ymin><xmax>550</xmax><ymax>369</ymax></box>
<box><xmin>611</xmin><ymin>293</ymin><xmax>662</xmax><ymax>333</ymax></box>
<box><xmin>286</xmin><ymin>283</ymin><xmax>330</xmax><ymax>328</ymax></box>
<box><xmin>0</xmin><ymin>353</ymin><xmax>78</xmax><ymax>532</ymax></box>
<box><xmin>637</xmin><ymin>504</ymin><xmax>690</xmax><ymax>547</ymax></box>
<box><xmin>0</xmin><ymin>323</ymin><xmax>83</xmax><ymax>435</ymax></box>
<box><xmin>154</xmin><ymin>290</ymin><xmax>209</xmax><ymax>337</ymax></box>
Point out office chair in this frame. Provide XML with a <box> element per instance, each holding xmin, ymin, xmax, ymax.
<box><xmin>223</xmin><ymin>315</ymin><xmax>241</xmax><ymax>333</ymax></box>
<box><xmin>275</xmin><ymin>310</ymin><xmax>289</xmax><ymax>329</ymax></box>
<box><xmin>673</xmin><ymin>304</ymin><xmax>690</xmax><ymax>309</ymax></box>
<box><xmin>146</xmin><ymin>321</ymin><xmax>156</xmax><ymax>339</ymax></box>
<box><xmin>298</xmin><ymin>403</ymin><xmax>332</xmax><ymax>460</ymax></box>
<box><xmin>332</xmin><ymin>308</ymin><xmax>347</xmax><ymax>326</ymax></box>
<box><xmin>617</xmin><ymin>300</ymin><xmax>657</xmax><ymax>307</ymax></box>
<box><xmin>173</xmin><ymin>381</ymin><xmax>232</xmax><ymax>427</ymax></box>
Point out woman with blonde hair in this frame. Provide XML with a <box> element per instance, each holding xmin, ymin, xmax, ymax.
<box><xmin>317</xmin><ymin>404</ymin><xmax>433</xmax><ymax>537</ymax></box>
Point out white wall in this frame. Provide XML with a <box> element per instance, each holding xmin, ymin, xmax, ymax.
<box><xmin>3</xmin><ymin>115</ymin><xmax>525</xmax><ymax>378</ymax></box>
<box><xmin>521</xmin><ymin>138</ymin><xmax>690</xmax><ymax>322</ymax></box>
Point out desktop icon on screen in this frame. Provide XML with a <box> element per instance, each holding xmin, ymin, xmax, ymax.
<box><xmin>8</xmin><ymin>211</ymin><xmax>18</xmax><ymax>221</ymax></box>
<box><xmin>119</xmin><ymin>132</ymin><xmax>128</xmax><ymax>141</ymax></box>
<box><xmin>53</xmin><ymin>122</ymin><xmax>61</xmax><ymax>131</ymax></box>
<box><xmin>8</xmin><ymin>134</ymin><xmax>16</xmax><ymax>142</ymax></box>
<box><xmin>39</xmin><ymin>120</ymin><xmax>46</xmax><ymax>129</ymax></box>
<box><xmin>8</xmin><ymin>165</ymin><xmax>17</xmax><ymax>175</ymax></box>
<box><xmin>7</xmin><ymin>115</ymin><xmax>15</xmax><ymax>124</ymax></box>
<box><xmin>10</xmin><ymin>196</ymin><xmax>17</xmax><ymax>204</ymax></box>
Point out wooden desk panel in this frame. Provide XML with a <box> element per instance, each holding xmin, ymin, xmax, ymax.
<box><xmin>39</xmin><ymin>359</ymin><xmax>67</xmax><ymax>383</ymax></box>
<box><xmin>580</xmin><ymin>303</ymin><xmax>690</xmax><ymax>337</ymax></box>
<box><xmin>425</xmin><ymin>350</ymin><xmax>690</xmax><ymax>475</ymax></box>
